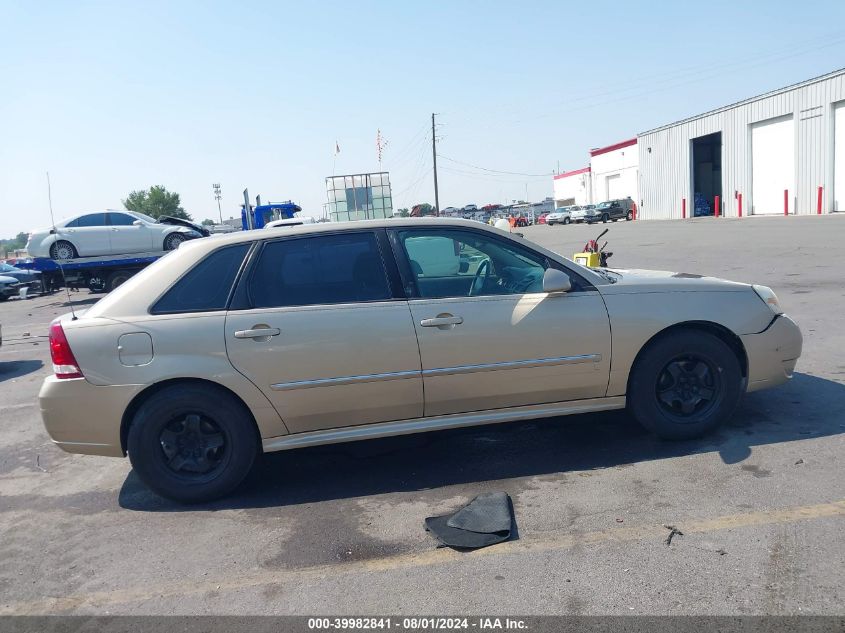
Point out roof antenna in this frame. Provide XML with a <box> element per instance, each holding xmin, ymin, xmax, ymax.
<box><xmin>46</xmin><ymin>172</ymin><xmax>77</xmax><ymax>321</ymax></box>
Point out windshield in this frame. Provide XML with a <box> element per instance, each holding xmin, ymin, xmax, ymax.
<box><xmin>0</xmin><ymin>263</ymin><xmax>17</xmax><ymax>272</ymax></box>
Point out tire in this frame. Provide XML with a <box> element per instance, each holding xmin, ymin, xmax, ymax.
<box><xmin>626</xmin><ymin>211</ymin><xmax>634</xmax><ymax>221</ymax></box>
<box><xmin>105</xmin><ymin>270</ymin><xmax>133</xmax><ymax>293</ymax></box>
<box><xmin>602</xmin><ymin>213</ymin><xmax>609</xmax><ymax>223</ymax></box>
<box><xmin>164</xmin><ymin>233</ymin><xmax>186</xmax><ymax>251</ymax></box>
<box><xmin>50</xmin><ymin>240</ymin><xmax>78</xmax><ymax>260</ymax></box>
<box><xmin>127</xmin><ymin>383</ymin><xmax>259</xmax><ymax>503</ymax></box>
<box><xmin>563</xmin><ymin>217</ymin><xmax>571</xmax><ymax>225</ymax></box>
<box><xmin>0</xmin><ymin>295</ymin><xmax>8</xmax><ymax>302</ymax></box>
<box><xmin>628</xmin><ymin>330</ymin><xmax>742</xmax><ymax>440</ymax></box>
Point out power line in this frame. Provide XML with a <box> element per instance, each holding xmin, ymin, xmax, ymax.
<box><xmin>439</xmin><ymin>154</ymin><xmax>552</xmax><ymax>177</ymax></box>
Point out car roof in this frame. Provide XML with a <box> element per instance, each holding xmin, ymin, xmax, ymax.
<box><xmin>179</xmin><ymin>217</ymin><xmax>516</xmax><ymax>249</ymax></box>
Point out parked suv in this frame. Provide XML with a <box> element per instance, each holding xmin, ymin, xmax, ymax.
<box><xmin>546</xmin><ymin>207</ymin><xmax>573</xmax><ymax>226</ymax></box>
<box><xmin>39</xmin><ymin>218</ymin><xmax>801</xmax><ymax>502</ymax></box>
<box><xmin>590</xmin><ymin>198</ymin><xmax>635</xmax><ymax>223</ymax></box>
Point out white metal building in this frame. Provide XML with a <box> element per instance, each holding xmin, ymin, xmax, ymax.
<box><xmin>589</xmin><ymin>138</ymin><xmax>639</xmax><ymax>205</ymax></box>
<box><xmin>638</xmin><ymin>68</ymin><xmax>845</xmax><ymax>220</ymax></box>
<box><xmin>553</xmin><ymin>167</ymin><xmax>592</xmax><ymax>207</ymax></box>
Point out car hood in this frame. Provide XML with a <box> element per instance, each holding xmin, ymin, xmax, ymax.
<box><xmin>0</xmin><ymin>275</ymin><xmax>19</xmax><ymax>285</ymax></box>
<box><xmin>158</xmin><ymin>216</ymin><xmax>210</xmax><ymax>236</ymax></box>
<box><xmin>594</xmin><ymin>268</ymin><xmax>750</xmax><ymax>293</ymax></box>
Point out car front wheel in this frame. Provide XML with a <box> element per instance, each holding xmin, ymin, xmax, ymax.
<box><xmin>164</xmin><ymin>233</ymin><xmax>187</xmax><ymax>251</ymax></box>
<box><xmin>128</xmin><ymin>383</ymin><xmax>259</xmax><ymax>503</ymax></box>
<box><xmin>628</xmin><ymin>330</ymin><xmax>742</xmax><ymax>440</ymax></box>
<box><xmin>563</xmin><ymin>217</ymin><xmax>571</xmax><ymax>225</ymax></box>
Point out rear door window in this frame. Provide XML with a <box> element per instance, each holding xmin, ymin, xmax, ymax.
<box><xmin>248</xmin><ymin>232</ymin><xmax>391</xmax><ymax>308</ymax></box>
<box><xmin>151</xmin><ymin>244</ymin><xmax>250</xmax><ymax>314</ymax></box>
<box><xmin>75</xmin><ymin>213</ymin><xmax>108</xmax><ymax>227</ymax></box>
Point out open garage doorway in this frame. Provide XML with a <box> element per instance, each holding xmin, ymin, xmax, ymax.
<box><xmin>691</xmin><ymin>132</ymin><xmax>723</xmax><ymax>216</ymax></box>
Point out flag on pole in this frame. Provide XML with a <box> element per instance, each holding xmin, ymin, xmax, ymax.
<box><xmin>335</xmin><ymin>141</ymin><xmax>340</xmax><ymax>155</ymax></box>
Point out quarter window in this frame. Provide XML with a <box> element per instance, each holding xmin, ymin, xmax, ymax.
<box><xmin>151</xmin><ymin>244</ymin><xmax>250</xmax><ymax>314</ymax></box>
<box><xmin>398</xmin><ymin>229</ymin><xmax>548</xmax><ymax>299</ymax></box>
<box><xmin>249</xmin><ymin>232</ymin><xmax>391</xmax><ymax>308</ymax></box>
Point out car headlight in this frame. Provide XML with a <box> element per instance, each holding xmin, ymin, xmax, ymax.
<box><xmin>752</xmin><ymin>285</ymin><xmax>783</xmax><ymax>315</ymax></box>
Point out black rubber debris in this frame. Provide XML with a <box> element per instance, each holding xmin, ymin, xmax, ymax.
<box><xmin>424</xmin><ymin>492</ymin><xmax>516</xmax><ymax>550</ymax></box>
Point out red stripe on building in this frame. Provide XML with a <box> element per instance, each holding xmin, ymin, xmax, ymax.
<box><xmin>553</xmin><ymin>166</ymin><xmax>591</xmax><ymax>180</ymax></box>
<box><xmin>589</xmin><ymin>138</ymin><xmax>637</xmax><ymax>157</ymax></box>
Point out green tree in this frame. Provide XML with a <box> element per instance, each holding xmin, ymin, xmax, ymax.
<box><xmin>0</xmin><ymin>232</ymin><xmax>29</xmax><ymax>255</ymax></box>
<box><xmin>123</xmin><ymin>185</ymin><xmax>191</xmax><ymax>220</ymax></box>
<box><xmin>411</xmin><ymin>203</ymin><xmax>434</xmax><ymax>216</ymax></box>
<box><xmin>201</xmin><ymin>218</ymin><xmax>215</xmax><ymax>226</ymax></box>
<box><xmin>397</xmin><ymin>208</ymin><xmax>410</xmax><ymax>217</ymax></box>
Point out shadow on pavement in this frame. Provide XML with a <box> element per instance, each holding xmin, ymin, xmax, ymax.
<box><xmin>119</xmin><ymin>372</ymin><xmax>845</xmax><ymax>512</ymax></box>
<box><xmin>0</xmin><ymin>359</ymin><xmax>44</xmax><ymax>384</ymax></box>
<box><xmin>34</xmin><ymin>296</ymin><xmax>100</xmax><ymax>309</ymax></box>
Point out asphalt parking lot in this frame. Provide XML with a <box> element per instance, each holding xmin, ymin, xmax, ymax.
<box><xmin>1</xmin><ymin>215</ymin><xmax>844</xmax><ymax>615</ymax></box>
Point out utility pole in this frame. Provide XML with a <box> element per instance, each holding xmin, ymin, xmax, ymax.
<box><xmin>213</xmin><ymin>183</ymin><xmax>222</xmax><ymax>224</ymax></box>
<box><xmin>431</xmin><ymin>113</ymin><xmax>440</xmax><ymax>216</ymax></box>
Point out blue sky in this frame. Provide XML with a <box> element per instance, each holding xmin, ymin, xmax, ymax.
<box><xmin>1</xmin><ymin>0</ymin><xmax>843</xmax><ymax>235</ymax></box>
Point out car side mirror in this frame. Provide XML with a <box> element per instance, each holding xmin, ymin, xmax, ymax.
<box><xmin>132</xmin><ymin>220</ymin><xmax>144</xmax><ymax>226</ymax></box>
<box><xmin>543</xmin><ymin>268</ymin><xmax>572</xmax><ymax>294</ymax></box>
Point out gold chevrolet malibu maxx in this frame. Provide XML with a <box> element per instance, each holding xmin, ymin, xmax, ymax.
<box><xmin>40</xmin><ymin>219</ymin><xmax>802</xmax><ymax>502</ymax></box>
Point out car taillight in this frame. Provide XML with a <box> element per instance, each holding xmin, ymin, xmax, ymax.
<box><xmin>49</xmin><ymin>320</ymin><xmax>84</xmax><ymax>379</ymax></box>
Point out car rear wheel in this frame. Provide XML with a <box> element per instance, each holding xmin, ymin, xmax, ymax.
<box><xmin>128</xmin><ymin>383</ymin><xmax>259</xmax><ymax>503</ymax></box>
<box><xmin>628</xmin><ymin>330</ymin><xmax>742</xmax><ymax>440</ymax></box>
<box><xmin>105</xmin><ymin>270</ymin><xmax>133</xmax><ymax>293</ymax></box>
<box><xmin>164</xmin><ymin>233</ymin><xmax>186</xmax><ymax>251</ymax></box>
<box><xmin>49</xmin><ymin>240</ymin><xmax>78</xmax><ymax>260</ymax></box>
<box><xmin>626</xmin><ymin>210</ymin><xmax>634</xmax><ymax>221</ymax></box>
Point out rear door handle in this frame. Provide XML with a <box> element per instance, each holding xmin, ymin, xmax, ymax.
<box><xmin>234</xmin><ymin>327</ymin><xmax>281</xmax><ymax>339</ymax></box>
<box><xmin>420</xmin><ymin>315</ymin><xmax>463</xmax><ymax>328</ymax></box>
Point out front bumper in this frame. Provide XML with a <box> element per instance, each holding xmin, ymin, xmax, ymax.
<box><xmin>741</xmin><ymin>315</ymin><xmax>803</xmax><ymax>392</ymax></box>
<box><xmin>39</xmin><ymin>376</ymin><xmax>144</xmax><ymax>457</ymax></box>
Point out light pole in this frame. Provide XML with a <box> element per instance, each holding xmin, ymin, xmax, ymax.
<box><xmin>212</xmin><ymin>183</ymin><xmax>223</xmax><ymax>224</ymax></box>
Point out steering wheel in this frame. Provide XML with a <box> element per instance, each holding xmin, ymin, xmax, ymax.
<box><xmin>469</xmin><ymin>258</ymin><xmax>492</xmax><ymax>296</ymax></box>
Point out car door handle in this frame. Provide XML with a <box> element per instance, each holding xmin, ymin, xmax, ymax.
<box><xmin>420</xmin><ymin>315</ymin><xmax>463</xmax><ymax>328</ymax></box>
<box><xmin>234</xmin><ymin>327</ymin><xmax>281</xmax><ymax>339</ymax></box>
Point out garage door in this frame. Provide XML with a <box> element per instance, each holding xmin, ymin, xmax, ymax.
<box><xmin>751</xmin><ymin>115</ymin><xmax>794</xmax><ymax>215</ymax></box>
<box><xmin>835</xmin><ymin>102</ymin><xmax>845</xmax><ymax>212</ymax></box>
<box><xmin>605</xmin><ymin>174</ymin><xmax>623</xmax><ymax>200</ymax></box>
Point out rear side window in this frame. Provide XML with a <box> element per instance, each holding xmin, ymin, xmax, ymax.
<box><xmin>74</xmin><ymin>213</ymin><xmax>107</xmax><ymax>227</ymax></box>
<box><xmin>249</xmin><ymin>232</ymin><xmax>391</xmax><ymax>308</ymax></box>
<box><xmin>151</xmin><ymin>244</ymin><xmax>250</xmax><ymax>314</ymax></box>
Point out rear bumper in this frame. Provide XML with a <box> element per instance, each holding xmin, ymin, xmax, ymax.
<box><xmin>741</xmin><ymin>315</ymin><xmax>803</xmax><ymax>393</ymax></box>
<box><xmin>39</xmin><ymin>376</ymin><xmax>143</xmax><ymax>457</ymax></box>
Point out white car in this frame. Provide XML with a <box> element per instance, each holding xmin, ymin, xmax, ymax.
<box><xmin>26</xmin><ymin>210</ymin><xmax>208</xmax><ymax>260</ymax></box>
<box><xmin>546</xmin><ymin>207</ymin><xmax>573</xmax><ymax>226</ymax></box>
<box><xmin>264</xmin><ymin>216</ymin><xmax>317</xmax><ymax>229</ymax></box>
<box><xmin>571</xmin><ymin>205</ymin><xmax>597</xmax><ymax>223</ymax></box>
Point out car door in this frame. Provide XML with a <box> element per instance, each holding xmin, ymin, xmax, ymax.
<box><xmin>107</xmin><ymin>212</ymin><xmax>154</xmax><ymax>253</ymax></box>
<box><xmin>225</xmin><ymin>230</ymin><xmax>424</xmax><ymax>435</ymax></box>
<box><xmin>390</xmin><ymin>226</ymin><xmax>611</xmax><ymax>417</ymax></box>
<box><xmin>60</xmin><ymin>213</ymin><xmax>110</xmax><ymax>256</ymax></box>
